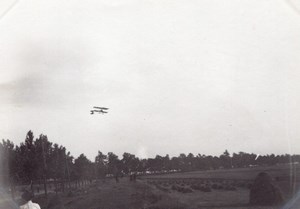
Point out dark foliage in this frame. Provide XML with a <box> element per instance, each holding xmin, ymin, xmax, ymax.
<box><xmin>1</xmin><ymin>130</ymin><xmax>300</xmax><ymax>193</ymax></box>
<box><xmin>249</xmin><ymin>172</ymin><xmax>283</xmax><ymax>206</ymax></box>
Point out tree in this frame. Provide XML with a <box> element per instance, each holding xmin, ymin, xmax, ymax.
<box><xmin>107</xmin><ymin>152</ymin><xmax>119</xmax><ymax>174</ymax></box>
<box><xmin>0</xmin><ymin>139</ymin><xmax>16</xmax><ymax>186</ymax></box>
<box><xmin>162</xmin><ymin>154</ymin><xmax>171</xmax><ymax>171</ymax></box>
<box><xmin>178</xmin><ymin>153</ymin><xmax>188</xmax><ymax>171</ymax></box>
<box><xmin>95</xmin><ymin>151</ymin><xmax>107</xmax><ymax>179</ymax></box>
<box><xmin>22</xmin><ymin>131</ymin><xmax>39</xmax><ymax>184</ymax></box>
<box><xmin>121</xmin><ymin>152</ymin><xmax>138</xmax><ymax>174</ymax></box>
<box><xmin>74</xmin><ymin>154</ymin><xmax>92</xmax><ymax>181</ymax></box>
<box><xmin>220</xmin><ymin>150</ymin><xmax>232</xmax><ymax>168</ymax></box>
<box><xmin>34</xmin><ymin>134</ymin><xmax>52</xmax><ymax>196</ymax></box>
<box><xmin>170</xmin><ymin>157</ymin><xmax>180</xmax><ymax>171</ymax></box>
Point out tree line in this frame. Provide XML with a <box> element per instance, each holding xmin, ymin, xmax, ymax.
<box><xmin>1</xmin><ymin>130</ymin><xmax>299</xmax><ymax>192</ymax></box>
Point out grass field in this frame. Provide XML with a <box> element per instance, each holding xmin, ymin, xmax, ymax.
<box><xmin>143</xmin><ymin>164</ymin><xmax>300</xmax><ymax>180</ymax></box>
<box><xmin>1</xmin><ymin>164</ymin><xmax>299</xmax><ymax>209</ymax></box>
<box><xmin>141</xmin><ymin>164</ymin><xmax>300</xmax><ymax>208</ymax></box>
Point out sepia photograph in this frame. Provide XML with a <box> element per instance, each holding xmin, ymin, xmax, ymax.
<box><xmin>1</xmin><ymin>0</ymin><xmax>300</xmax><ymax>208</ymax></box>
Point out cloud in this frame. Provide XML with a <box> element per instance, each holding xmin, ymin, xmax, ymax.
<box><xmin>0</xmin><ymin>40</ymin><xmax>96</xmax><ymax>107</ymax></box>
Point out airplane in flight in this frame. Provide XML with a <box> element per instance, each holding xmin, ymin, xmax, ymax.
<box><xmin>90</xmin><ymin>106</ymin><xmax>109</xmax><ymax>114</ymax></box>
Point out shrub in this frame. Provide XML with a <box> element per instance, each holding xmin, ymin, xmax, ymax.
<box><xmin>249</xmin><ymin>172</ymin><xmax>283</xmax><ymax>206</ymax></box>
<box><xmin>200</xmin><ymin>186</ymin><xmax>211</xmax><ymax>192</ymax></box>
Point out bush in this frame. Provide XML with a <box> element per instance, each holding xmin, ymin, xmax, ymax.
<box><xmin>181</xmin><ymin>187</ymin><xmax>193</xmax><ymax>193</ymax></box>
<box><xmin>224</xmin><ymin>185</ymin><xmax>236</xmax><ymax>191</ymax></box>
<box><xmin>249</xmin><ymin>172</ymin><xmax>283</xmax><ymax>206</ymax></box>
<box><xmin>191</xmin><ymin>184</ymin><xmax>201</xmax><ymax>190</ymax></box>
<box><xmin>200</xmin><ymin>186</ymin><xmax>211</xmax><ymax>192</ymax></box>
<box><xmin>211</xmin><ymin>184</ymin><xmax>218</xmax><ymax>190</ymax></box>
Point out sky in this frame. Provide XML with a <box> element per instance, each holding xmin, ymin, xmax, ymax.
<box><xmin>0</xmin><ymin>0</ymin><xmax>300</xmax><ymax>160</ymax></box>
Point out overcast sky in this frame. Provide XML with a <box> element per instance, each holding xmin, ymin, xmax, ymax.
<box><xmin>0</xmin><ymin>0</ymin><xmax>300</xmax><ymax>160</ymax></box>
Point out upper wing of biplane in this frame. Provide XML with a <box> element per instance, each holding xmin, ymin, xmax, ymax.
<box><xmin>93</xmin><ymin>106</ymin><xmax>109</xmax><ymax>110</ymax></box>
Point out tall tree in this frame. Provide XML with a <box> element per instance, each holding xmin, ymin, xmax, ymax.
<box><xmin>23</xmin><ymin>131</ymin><xmax>38</xmax><ymax>184</ymax></box>
<box><xmin>74</xmin><ymin>154</ymin><xmax>92</xmax><ymax>182</ymax></box>
<box><xmin>220</xmin><ymin>150</ymin><xmax>232</xmax><ymax>169</ymax></box>
<box><xmin>107</xmin><ymin>152</ymin><xmax>119</xmax><ymax>175</ymax></box>
<box><xmin>0</xmin><ymin>140</ymin><xmax>16</xmax><ymax>186</ymax></box>
<box><xmin>34</xmin><ymin>134</ymin><xmax>52</xmax><ymax>196</ymax></box>
<box><xmin>95</xmin><ymin>151</ymin><xmax>107</xmax><ymax>180</ymax></box>
<box><xmin>121</xmin><ymin>152</ymin><xmax>138</xmax><ymax>174</ymax></box>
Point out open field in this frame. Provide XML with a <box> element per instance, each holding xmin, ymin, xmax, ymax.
<box><xmin>141</xmin><ymin>164</ymin><xmax>300</xmax><ymax>208</ymax></box>
<box><xmin>143</xmin><ymin>164</ymin><xmax>300</xmax><ymax>181</ymax></box>
<box><xmin>0</xmin><ymin>179</ymin><xmax>281</xmax><ymax>209</ymax></box>
<box><xmin>1</xmin><ymin>165</ymin><xmax>300</xmax><ymax>209</ymax></box>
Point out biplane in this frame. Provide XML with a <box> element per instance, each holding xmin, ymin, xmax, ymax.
<box><xmin>90</xmin><ymin>106</ymin><xmax>109</xmax><ymax>114</ymax></box>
